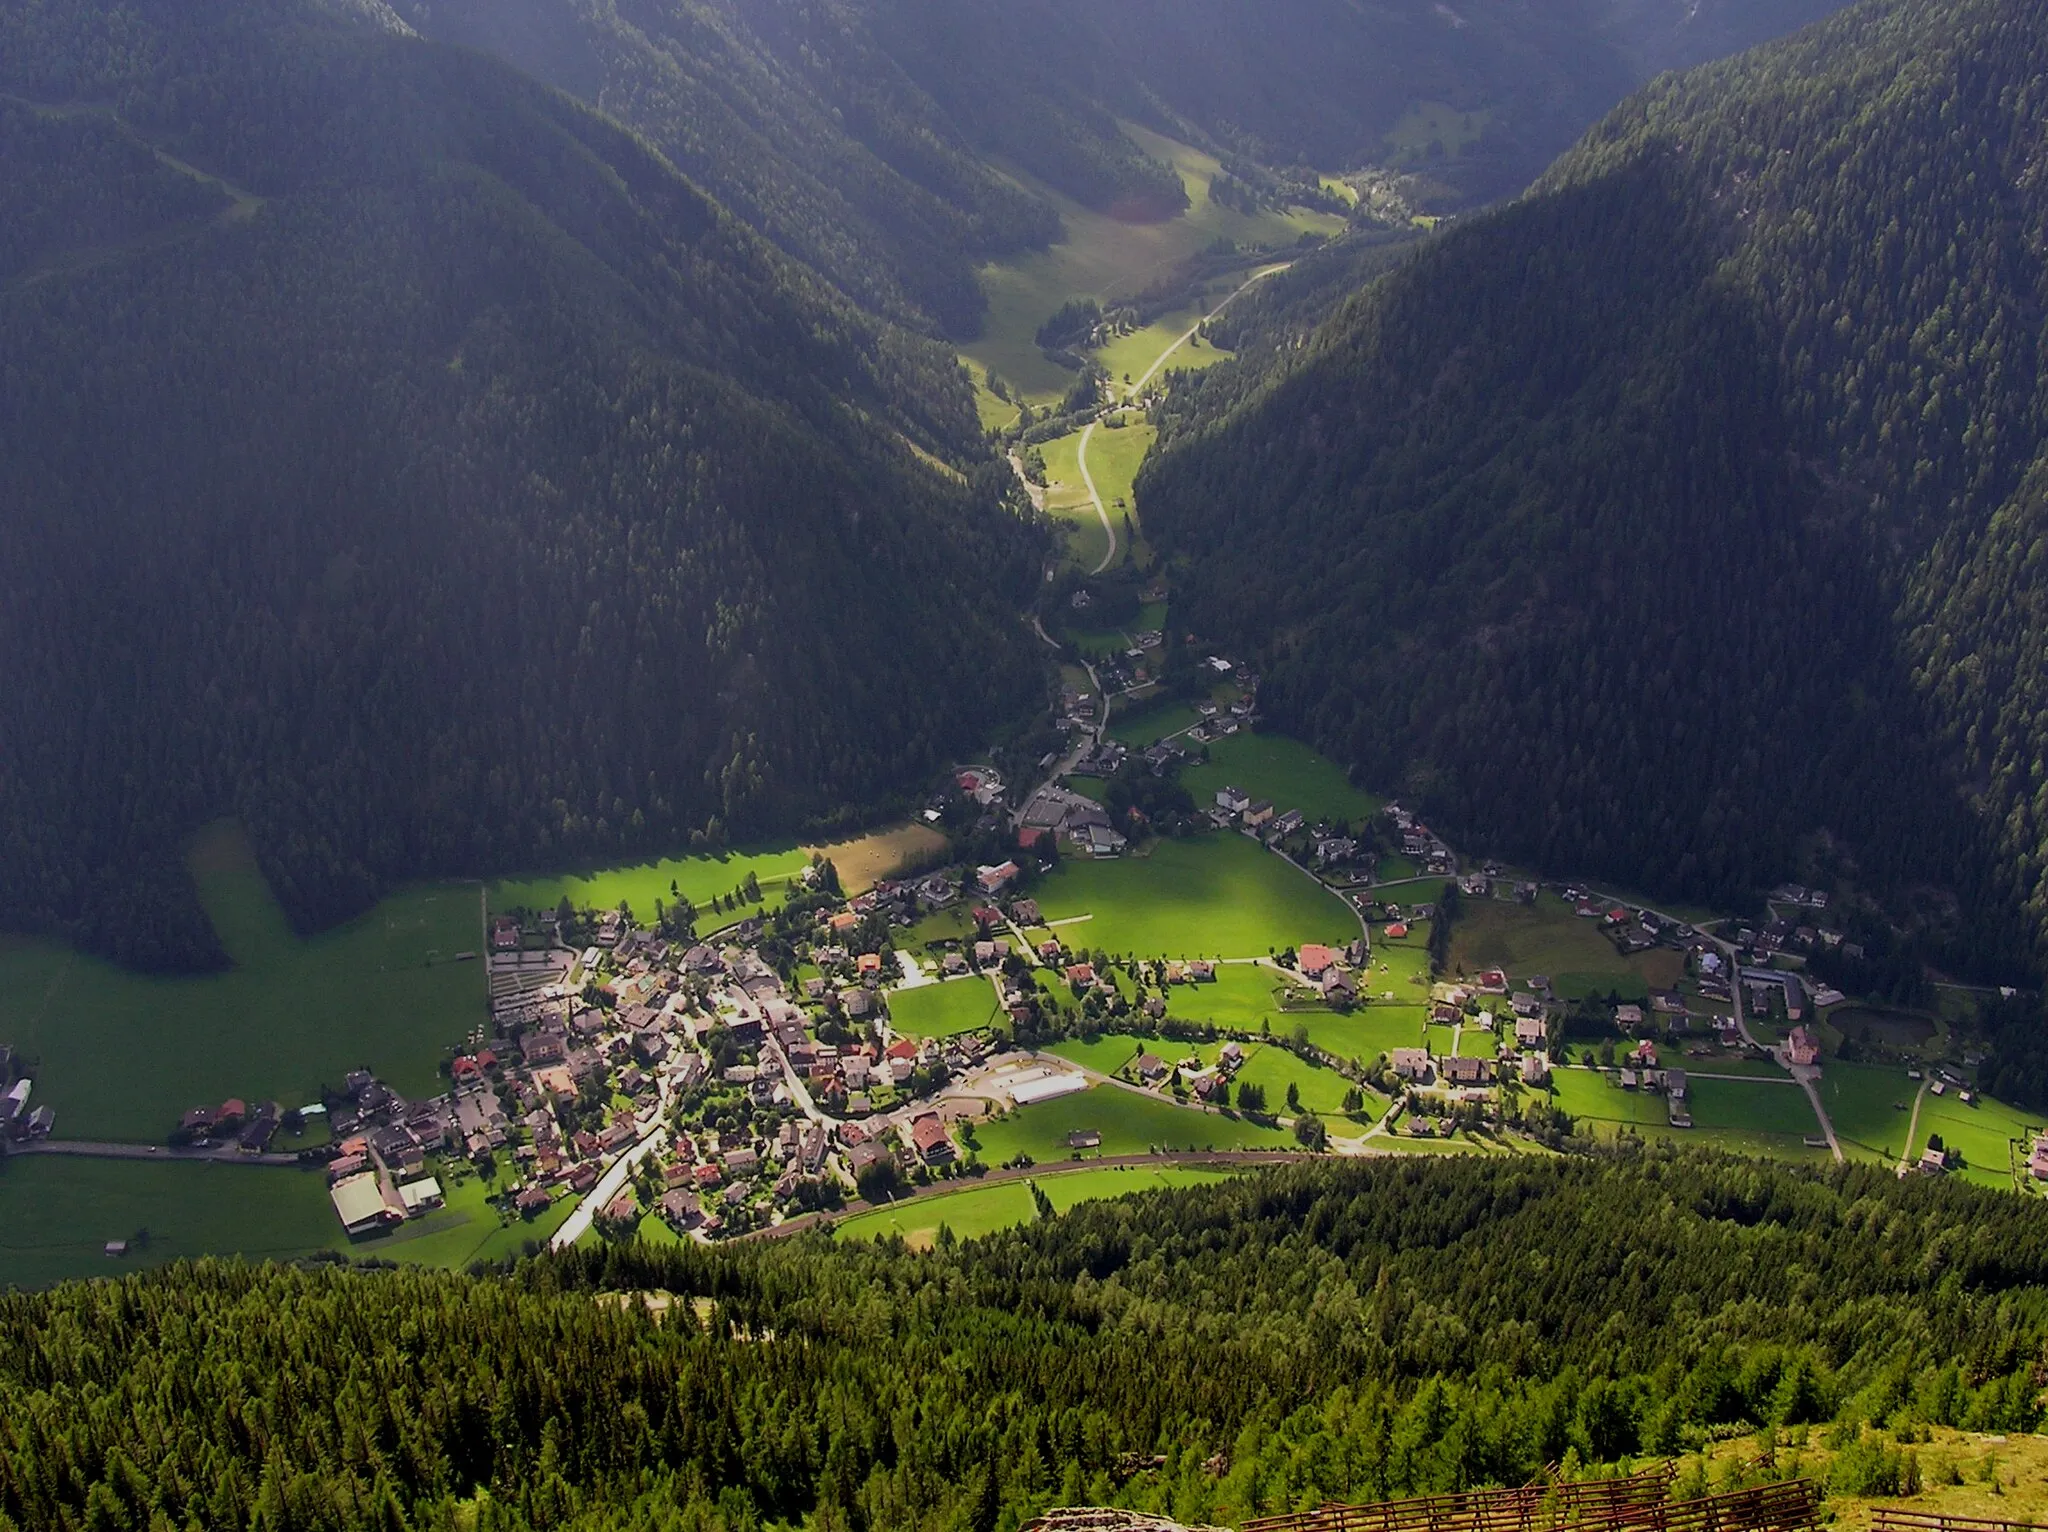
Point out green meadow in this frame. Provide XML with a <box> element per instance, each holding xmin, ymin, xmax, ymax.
<box><xmin>1033</xmin><ymin>833</ymin><xmax>1358</xmax><ymax>958</ymax></box>
<box><xmin>0</xmin><ymin>1149</ymin><xmax>573</xmax><ymax>1289</ymax></box>
<box><xmin>1911</xmin><ymin>1088</ymin><xmax>2042</xmax><ymax>1190</ymax></box>
<box><xmin>960</xmin><ymin>124</ymin><xmax>1345</xmax><ymax>406</ymax></box>
<box><xmin>0</xmin><ymin>1158</ymin><xmax>339</xmax><ymax>1288</ymax></box>
<box><xmin>1044</xmin><ymin>1035</ymin><xmax>1146</xmax><ymax>1076</ymax></box>
<box><xmin>1182</xmin><ymin>734</ymin><xmax>1381</xmax><ymax>827</ymax></box>
<box><xmin>1160</xmin><ymin>962</ymin><xmax>1317</xmax><ymax>1031</ymax></box>
<box><xmin>1820</xmin><ymin>1062</ymin><xmax>1923</xmax><ymax>1164</ymax></box>
<box><xmin>1097</xmin><ymin>310</ymin><xmax>1233</xmax><ymax>394</ymax></box>
<box><xmin>834</xmin><ymin>1164</ymin><xmax>1239</xmax><ymax>1245</ymax></box>
<box><xmin>1384</xmin><ymin>100</ymin><xmax>1494</xmax><ymax>163</ymax></box>
<box><xmin>1037</xmin><ymin>429</ymin><xmax>1113</xmax><ymax>571</ymax></box>
<box><xmin>0</xmin><ymin>822</ymin><xmax>481</xmax><ymax>1141</ymax></box>
<box><xmin>488</xmin><ymin>825</ymin><xmax>946</xmax><ymax>925</ymax></box>
<box><xmin>889</xmin><ymin>978</ymin><xmax>1002</xmax><ymax>1039</ymax></box>
<box><xmin>974</xmin><ymin>1084</ymin><xmax>1293</xmax><ymax>1162</ymax></box>
<box><xmin>1549</xmin><ymin>1069</ymin><xmax>1827</xmax><ymax>1159</ymax></box>
<box><xmin>1447</xmin><ymin>892</ymin><xmax>1684</xmax><ymax>1000</ymax></box>
<box><xmin>1294</xmin><ymin>1006</ymin><xmax>1430</xmax><ymax>1064</ymax></box>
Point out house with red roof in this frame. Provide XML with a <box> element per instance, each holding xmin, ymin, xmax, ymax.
<box><xmin>908</xmin><ymin>1112</ymin><xmax>955</xmax><ymax>1164</ymax></box>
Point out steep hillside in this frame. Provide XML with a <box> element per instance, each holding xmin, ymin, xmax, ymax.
<box><xmin>395</xmin><ymin>0</ymin><xmax>1859</xmax><ymax>337</ymax></box>
<box><xmin>0</xmin><ymin>1154</ymin><xmax>2044</xmax><ymax>1526</ymax></box>
<box><xmin>1143</xmin><ymin>0</ymin><xmax>2048</xmax><ymax>1008</ymax></box>
<box><xmin>0</xmin><ymin>0</ymin><xmax>1045</xmax><ymax>969</ymax></box>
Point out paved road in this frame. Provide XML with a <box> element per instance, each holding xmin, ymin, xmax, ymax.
<box><xmin>1581</xmin><ymin>882</ymin><xmax>1845</xmax><ymax>1162</ymax></box>
<box><xmin>1897</xmin><ymin>1079</ymin><xmax>1930</xmax><ymax>1176</ymax></box>
<box><xmin>1124</xmin><ymin>263</ymin><xmax>1286</xmax><ymax>400</ymax></box>
<box><xmin>8</xmin><ymin>1139</ymin><xmax>303</xmax><ymax>1167</ymax></box>
<box><xmin>1075</xmin><ymin>419</ymin><xmax>1118</xmax><ymax>575</ymax></box>
<box><xmin>551</xmin><ymin>1125</ymin><xmax>670</xmax><ymax>1249</ymax></box>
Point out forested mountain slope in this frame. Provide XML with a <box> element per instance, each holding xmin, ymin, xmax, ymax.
<box><xmin>1143</xmin><ymin>0</ymin><xmax>2048</xmax><ymax>1010</ymax></box>
<box><xmin>0</xmin><ymin>0</ymin><xmax>1045</xmax><ymax>969</ymax></box>
<box><xmin>394</xmin><ymin>0</ymin><xmax>1857</xmax><ymax>337</ymax></box>
<box><xmin>1</xmin><ymin>1154</ymin><xmax>2043</xmax><ymax>1528</ymax></box>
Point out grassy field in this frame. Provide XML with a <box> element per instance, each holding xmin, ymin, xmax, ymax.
<box><xmin>1820</xmin><ymin>1062</ymin><xmax>1922</xmax><ymax>1164</ymax></box>
<box><xmin>1457</xmin><ymin>1027</ymin><xmax>1501</xmax><ymax>1058</ymax></box>
<box><xmin>1079</xmin><ymin>420</ymin><xmax>1156</xmax><ymax>565</ymax></box>
<box><xmin>1182</xmin><ymin>734</ymin><xmax>1380</xmax><ymax>828</ymax></box>
<box><xmin>835</xmin><ymin>1164</ymin><xmax>1239</xmax><ymax>1246</ymax></box>
<box><xmin>1162</xmin><ymin>963</ymin><xmax>1318</xmax><ymax>1032</ymax></box>
<box><xmin>960</xmin><ymin>125</ymin><xmax>1345</xmax><ymax>406</ymax></box>
<box><xmin>1550</xmin><ymin>1069</ymin><xmax>1827</xmax><ymax>1158</ymax></box>
<box><xmin>1295</xmin><ymin>1006</ymin><xmax>1430</xmax><ymax>1064</ymax></box>
<box><xmin>1384</xmin><ymin>100</ymin><xmax>1493</xmax><ymax>163</ymax></box>
<box><xmin>1110</xmin><ymin>701</ymin><xmax>1204</xmax><ymax>747</ymax></box>
<box><xmin>1226</xmin><ymin>1042</ymin><xmax>1373</xmax><ymax>1118</ymax></box>
<box><xmin>0</xmin><ymin>1150</ymin><xmax>576</xmax><ymax>1289</ymax></box>
<box><xmin>0</xmin><ymin>822</ymin><xmax>482</xmax><ymax>1141</ymax></box>
<box><xmin>488</xmin><ymin>825</ymin><xmax>944</xmax><ymax>923</ymax></box>
<box><xmin>889</xmin><ymin>978</ymin><xmax>1002</xmax><ymax>1039</ymax></box>
<box><xmin>1038</xmin><ymin>429</ymin><xmax>1112</xmax><ymax>571</ymax></box>
<box><xmin>1044</xmin><ymin>1035</ymin><xmax>1146</xmax><ymax>1076</ymax></box>
<box><xmin>975</xmin><ymin>1084</ymin><xmax>1294</xmax><ymax>1162</ymax></box>
<box><xmin>0</xmin><ymin>1158</ymin><xmax>339</xmax><ymax>1287</ymax></box>
<box><xmin>1446</xmin><ymin>893</ymin><xmax>1682</xmax><ymax>1000</ymax></box>
<box><xmin>1033</xmin><ymin>834</ymin><xmax>1358</xmax><ymax>958</ymax></box>
<box><xmin>1098</xmin><ymin>308</ymin><xmax>1233</xmax><ymax>394</ymax></box>
<box><xmin>1912</xmin><ymin>1088</ymin><xmax>2043</xmax><ymax>1190</ymax></box>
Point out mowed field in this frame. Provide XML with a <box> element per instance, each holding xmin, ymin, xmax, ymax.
<box><xmin>834</xmin><ymin>1164</ymin><xmax>1240</xmax><ymax>1245</ymax></box>
<box><xmin>1820</xmin><ymin>1062</ymin><xmax>1923</xmax><ymax>1165</ymax></box>
<box><xmin>1911</xmin><ymin>1088</ymin><xmax>2043</xmax><ymax>1189</ymax></box>
<box><xmin>974</xmin><ymin>1083</ymin><xmax>1294</xmax><ymax>1161</ymax></box>
<box><xmin>488</xmin><ymin>824</ymin><xmax>945</xmax><ymax>925</ymax></box>
<box><xmin>1032</xmin><ymin>833</ymin><xmax>1358</xmax><ymax>958</ymax></box>
<box><xmin>960</xmin><ymin>123</ymin><xmax>1345</xmax><ymax>408</ymax></box>
<box><xmin>0</xmin><ymin>822</ymin><xmax>481</xmax><ymax>1141</ymax></box>
<box><xmin>1037</xmin><ymin>429</ymin><xmax>1113</xmax><ymax>571</ymax></box>
<box><xmin>1447</xmin><ymin>893</ymin><xmax>1683</xmax><ymax>1000</ymax></box>
<box><xmin>0</xmin><ymin>1152</ymin><xmax>574</xmax><ymax>1289</ymax></box>
<box><xmin>1549</xmin><ymin>1069</ymin><xmax>1828</xmax><ymax>1159</ymax></box>
<box><xmin>1181</xmin><ymin>734</ymin><xmax>1380</xmax><ymax>828</ymax></box>
<box><xmin>889</xmin><ymin>977</ymin><xmax>1002</xmax><ymax>1039</ymax></box>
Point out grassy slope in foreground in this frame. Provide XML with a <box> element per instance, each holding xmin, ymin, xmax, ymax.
<box><xmin>834</xmin><ymin>1164</ymin><xmax>1239</xmax><ymax>1245</ymax></box>
<box><xmin>0</xmin><ymin>823</ymin><xmax>480</xmax><ymax>1142</ymax></box>
<box><xmin>487</xmin><ymin>825</ymin><xmax>946</xmax><ymax>923</ymax></box>
<box><xmin>973</xmin><ymin>1082</ymin><xmax>1294</xmax><ymax>1161</ymax></box>
<box><xmin>1032</xmin><ymin>832</ymin><xmax>1358</xmax><ymax>958</ymax></box>
<box><xmin>0</xmin><ymin>1152</ymin><xmax>575</xmax><ymax>1289</ymax></box>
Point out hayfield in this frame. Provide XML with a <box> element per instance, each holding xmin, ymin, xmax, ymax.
<box><xmin>0</xmin><ymin>822</ymin><xmax>481</xmax><ymax>1141</ymax></box>
<box><xmin>1032</xmin><ymin>834</ymin><xmax>1358</xmax><ymax>959</ymax></box>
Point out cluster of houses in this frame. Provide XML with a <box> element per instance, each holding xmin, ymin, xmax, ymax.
<box><xmin>0</xmin><ymin>1050</ymin><xmax>54</xmax><ymax>1141</ymax></box>
<box><xmin>1018</xmin><ymin>782</ymin><xmax>1129</xmax><ymax>858</ymax></box>
<box><xmin>324</xmin><ymin>867</ymin><xmax>1058</xmax><ymax>1244</ymax></box>
<box><xmin>174</xmin><ymin>1096</ymin><xmax>285</xmax><ymax>1153</ymax></box>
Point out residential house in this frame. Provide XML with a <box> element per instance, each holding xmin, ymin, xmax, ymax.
<box><xmin>976</xmin><ymin>862</ymin><xmax>1022</xmax><ymax>895</ymax></box>
<box><xmin>908</xmin><ymin>1113</ymin><xmax>955</xmax><ymax>1164</ymax></box>
<box><xmin>1442</xmin><ymin>1056</ymin><xmax>1492</xmax><ymax>1087</ymax></box>
<box><xmin>1242</xmin><ymin>800</ymin><xmax>1275</xmax><ymax>829</ymax></box>
<box><xmin>1296</xmin><ymin>944</ymin><xmax>1338</xmax><ymax>979</ymax></box>
<box><xmin>1390</xmin><ymin>1048</ymin><xmax>1433</xmax><ymax>1083</ymax></box>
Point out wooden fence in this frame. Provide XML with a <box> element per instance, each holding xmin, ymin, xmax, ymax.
<box><xmin>1873</xmin><ymin>1512</ymin><xmax>2048</xmax><ymax>1532</ymax></box>
<box><xmin>1240</xmin><ymin>1470</ymin><xmax>1817</xmax><ymax>1532</ymax></box>
<box><xmin>1241</xmin><ymin>1466</ymin><xmax>1676</xmax><ymax>1532</ymax></box>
